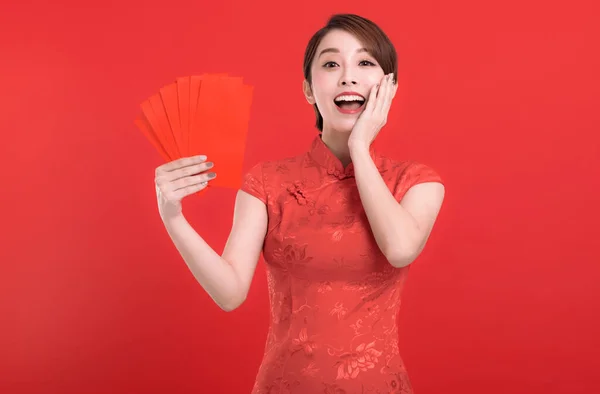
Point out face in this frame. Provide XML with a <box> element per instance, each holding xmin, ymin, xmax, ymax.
<box><xmin>304</xmin><ymin>29</ymin><xmax>385</xmax><ymax>133</ymax></box>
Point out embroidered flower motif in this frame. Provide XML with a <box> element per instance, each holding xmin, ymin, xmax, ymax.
<box><xmin>335</xmin><ymin>341</ymin><xmax>383</xmax><ymax>380</ymax></box>
<box><xmin>323</xmin><ymin>383</ymin><xmax>348</xmax><ymax>394</ymax></box>
<box><xmin>292</xmin><ymin>327</ymin><xmax>317</xmax><ymax>356</ymax></box>
<box><xmin>329</xmin><ymin>302</ymin><xmax>348</xmax><ymax>320</ymax></box>
<box><xmin>328</xmin><ymin>215</ymin><xmax>359</xmax><ymax>242</ymax></box>
<box><xmin>262</xmin><ymin>377</ymin><xmax>300</xmax><ymax>394</ymax></box>
<box><xmin>275</xmin><ymin>163</ymin><xmax>290</xmax><ymax>174</ymax></box>
<box><xmin>272</xmin><ymin>244</ymin><xmax>313</xmax><ymax>267</ymax></box>
<box><xmin>317</xmin><ymin>281</ymin><xmax>333</xmax><ymax>293</ymax></box>
<box><xmin>300</xmin><ymin>362</ymin><xmax>320</xmax><ymax>377</ymax></box>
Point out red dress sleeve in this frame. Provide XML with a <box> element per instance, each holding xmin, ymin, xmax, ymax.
<box><xmin>240</xmin><ymin>162</ymin><xmax>267</xmax><ymax>204</ymax></box>
<box><xmin>393</xmin><ymin>161</ymin><xmax>444</xmax><ymax>201</ymax></box>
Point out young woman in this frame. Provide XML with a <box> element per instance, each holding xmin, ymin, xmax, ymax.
<box><xmin>154</xmin><ymin>13</ymin><xmax>445</xmax><ymax>394</ymax></box>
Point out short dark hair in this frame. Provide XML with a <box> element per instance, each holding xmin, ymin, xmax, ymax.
<box><xmin>303</xmin><ymin>14</ymin><xmax>398</xmax><ymax>131</ymax></box>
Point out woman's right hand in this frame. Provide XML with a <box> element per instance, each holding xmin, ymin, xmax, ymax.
<box><xmin>154</xmin><ymin>155</ymin><xmax>216</xmax><ymax>220</ymax></box>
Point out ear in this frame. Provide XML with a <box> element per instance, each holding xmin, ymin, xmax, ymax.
<box><xmin>303</xmin><ymin>80</ymin><xmax>316</xmax><ymax>105</ymax></box>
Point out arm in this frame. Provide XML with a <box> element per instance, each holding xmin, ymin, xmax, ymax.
<box><xmin>162</xmin><ymin>190</ymin><xmax>267</xmax><ymax>311</ymax></box>
<box><xmin>349</xmin><ymin>144</ymin><xmax>445</xmax><ymax>268</ymax></box>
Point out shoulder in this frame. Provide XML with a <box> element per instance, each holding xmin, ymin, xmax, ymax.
<box><xmin>374</xmin><ymin>152</ymin><xmax>445</xmax><ymax>201</ymax></box>
<box><xmin>241</xmin><ymin>151</ymin><xmax>308</xmax><ymax>202</ymax></box>
<box><xmin>244</xmin><ymin>151</ymin><xmax>307</xmax><ymax>178</ymax></box>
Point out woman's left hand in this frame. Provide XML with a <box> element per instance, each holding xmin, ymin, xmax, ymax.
<box><xmin>348</xmin><ymin>73</ymin><xmax>397</xmax><ymax>150</ymax></box>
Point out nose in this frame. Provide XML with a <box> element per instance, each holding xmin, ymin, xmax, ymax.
<box><xmin>339</xmin><ymin>68</ymin><xmax>358</xmax><ymax>86</ymax></box>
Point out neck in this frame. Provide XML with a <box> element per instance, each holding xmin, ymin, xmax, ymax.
<box><xmin>320</xmin><ymin>127</ymin><xmax>352</xmax><ymax>168</ymax></box>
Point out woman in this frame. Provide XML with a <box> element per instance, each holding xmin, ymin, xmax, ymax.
<box><xmin>155</xmin><ymin>13</ymin><xmax>445</xmax><ymax>394</ymax></box>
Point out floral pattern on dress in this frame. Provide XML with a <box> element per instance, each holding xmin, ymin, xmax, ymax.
<box><xmin>241</xmin><ymin>135</ymin><xmax>444</xmax><ymax>393</ymax></box>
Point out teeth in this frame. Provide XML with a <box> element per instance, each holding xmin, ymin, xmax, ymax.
<box><xmin>334</xmin><ymin>95</ymin><xmax>365</xmax><ymax>102</ymax></box>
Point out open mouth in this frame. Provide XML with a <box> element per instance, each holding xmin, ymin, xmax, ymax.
<box><xmin>334</xmin><ymin>94</ymin><xmax>366</xmax><ymax>112</ymax></box>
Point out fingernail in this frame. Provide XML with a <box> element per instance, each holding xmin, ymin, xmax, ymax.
<box><xmin>206</xmin><ymin>162</ymin><xmax>214</xmax><ymax>168</ymax></box>
<box><xmin>198</xmin><ymin>155</ymin><xmax>207</xmax><ymax>160</ymax></box>
<box><xmin>208</xmin><ymin>172</ymin><xmax>216</xmax><ymax>178</ymax></box>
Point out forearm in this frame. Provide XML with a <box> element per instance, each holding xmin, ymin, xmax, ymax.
<box><xmin>350</xmin><ymin>144</ymin><xmax>421</xmax><ymax>267</ymax></box>
<box><xmin>162</xmin><ymin>214</ymin><xmax>242</xmax><ymax>311</ymax></box>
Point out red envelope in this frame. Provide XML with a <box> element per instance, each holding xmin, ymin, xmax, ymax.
<box><xmin>135</xmin><ymin>73</ymin><xmax>254</xmax><ymax>197</ymax></box>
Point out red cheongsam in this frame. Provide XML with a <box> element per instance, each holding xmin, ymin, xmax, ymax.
<box><xmin>240</xmin><ymin>134</ymin><xmax>444</xmax><ymax>394</ymax></box>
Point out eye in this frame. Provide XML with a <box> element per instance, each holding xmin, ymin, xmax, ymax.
<box><xmin>323</xmin><ymin>61</ymin><xmax>338</xmax><ymax>68</ymax></box>
<box><xmin>359</xmin><ymin>60</ymin><xmax>376</xmax><ymax>66</ymax></box>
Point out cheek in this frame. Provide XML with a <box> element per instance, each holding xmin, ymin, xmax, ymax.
<box><xmin>310</xmin><ymin>73</ymin><xmax>335</xmax><ymax>106</ymax></box>
<box><xmin>366</xmin><ymin>74</ymin><xmax>384</xmax><ymax>91</ymax></box>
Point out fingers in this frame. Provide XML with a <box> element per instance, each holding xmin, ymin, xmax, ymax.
<box><xmin>155</xmin><ymin>154</ymin><xmax>208</xmax><ymax>176</ymax></box>
<box><xmin>365</xmin><ymin>83</ymin><xmax>378</xmax><ymax>113</ymax></box>
<box><xmin>374</xmin><ymin>75</ymin><xmax>387</xmax><ymax>112</ymax></box>
<box><xmin>170</xmin><ymin>171</ymin><xmax>216</xmax><ymax>192</ymax></box>
<box><xmin>154</xmin><ymin>154</ymin><xmax>216</xmax><ymax>201</ymax></box>
<box><xmin>156</xmin><ymin>168</ymin><xmax>216</xmax><ymax>193</ymax></box>
<box><xmin>158</xmin><ymin>179</ymin><xmax>211</xmax><ymax>203</ymax></box>
<box><xmin>156</xmin><ymin>171</ymin><xmax>216</xmax><ymax>202</ymax></box>
<box><xmin>155</xmin><ymin>154</ymin><xmax>213</xmax><ymax>185</ymax></box>
<box><xmin>374</xmin><ymin>74</ymin><xmax>394</xmax><ymax>113</ymax></box>
<box><xmin>163</xmin><ymin>161</ymin><xmax>214</xmax><ymax>183</ymax></box>
<box><xmin>154</xmin><ymin>155</ymin><xmax>216</xmax><ymax>212</ymax></box>
<box><xmin>370</xmin><ymin>73</ymin><xmax>395</xmax><ymax>127</ymax></box>
<box><xmin>381</xmin><ymin>74</ymin><xmax>395</xmax><ymax>113</ymax></box>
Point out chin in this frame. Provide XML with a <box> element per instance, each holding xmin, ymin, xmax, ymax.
<box><xmin>325</xmin><ymin>118</ymin><xmax>357</xmax><ymax>134</ymax></box>
<box><xmin>331</xmin><ymin>119</ymin><xmax>357</xmax><ymax>133</ymax></box>
<box><xmin>322</xmin><ymin>109</ymin><xmax>363</xmax><ymax>134</ymax></box>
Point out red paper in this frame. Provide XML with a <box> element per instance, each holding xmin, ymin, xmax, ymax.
<box><xmin>134</xmin><ymin>113</ymin><xmax>170</xmax><ymax>162</ymax></box>
<box><xmin>134</xmin><ymin>73</ymin><xmax>254</xmax><ymax>197</ymax></box>
<box><xmin>176</xmin><ymin>76</ymin><xmax>191</xmax><ymax>158</ymax></box>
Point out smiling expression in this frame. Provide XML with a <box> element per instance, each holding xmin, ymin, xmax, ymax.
<box><xmin>303</xmin><ymin>29</ymin><xmax>386</xmax><ymax>133</ymax></box>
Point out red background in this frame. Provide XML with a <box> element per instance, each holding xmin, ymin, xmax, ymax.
<box><xmin>1</xmin><ymin>0</ymin><xmax>599</xmax><ymax>393</ymax></box>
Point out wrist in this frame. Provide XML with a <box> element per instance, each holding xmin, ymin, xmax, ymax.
<box><xmin>348</xmin><ymin>140</ymin><xmax>370</xmax><ymax>155</ymax></box>
<box><xmin>161</xmin><ymin>211</ymin><xmax>187</xmax><ymax>229</ymax></box>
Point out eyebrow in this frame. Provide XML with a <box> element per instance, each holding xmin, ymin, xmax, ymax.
<box><xmin>318</xmin><ymin>47</ymin><xmax>369</xmax><ymax>58</ymax></box>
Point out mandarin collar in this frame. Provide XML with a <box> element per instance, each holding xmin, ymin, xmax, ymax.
<box><xmin>307</xmin><ymin>134</ymin><xmax>378</xmax><ymax>180</ymax></box>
